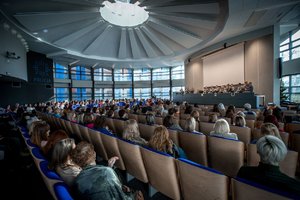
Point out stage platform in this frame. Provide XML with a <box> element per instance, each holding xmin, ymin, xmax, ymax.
<box><xmin>173</xmin><ymin>92</ymin><xmax>264</xmax><ymax>108</ymax></box>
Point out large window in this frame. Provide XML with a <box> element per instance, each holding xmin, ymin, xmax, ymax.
<box><xmin>54</xmin><ymin>88</ymin><xmax>69</xmax><ymax>102</ymax></box>
<box><xmin>94</xmin><ymin>68</ymin><xmax>113</xmax><ymax>81</ymax></box>
<box><xmin>171</xmin><ymin>65</ymin><xmax>184</xmax><ymax>80</ymax></box>
<box><xmin>134</xmin><ymin>68</ymin><xmax>151</xmax><ymax>81</ymax></box>
<box><xmin>114</xmin><ymin>69</ymin><xmax>133</xmax><ymax>81</ymax></box>
<box><xmin>71</xmin><ymin>66</ymin><xmax>91</xmax><ymax>80</ymax></box>
<box><xmin>134</xmin><ymin>88</ymin><xmax>151</xmax><ymax>99</ymax></box>
<box><xmin>94</xmin><ymin>88</ymin><xmax>113</xmax><ymax>100</ymax></box>
<box><xmin>281</xmin><ymin>74</ymin><xmax>300</xmax><ymax>103</ymax></box>
<box><xmin>153</xmin><ymin>67</ymin><xmax>170</xmax><ymax>80</ymax></box>
<box><xmin>115</xmin><ymin>88</ymin><xmax>133</xmax><ymax>99</ymax></box>
<box><xmin>72</xmin><ymin>88</ymin><xmax>92</xmax><ymax>101</ymax></box>
<box><xmin>280</xmin><ymin>29</ymin><xmax>300</xmax><ymax>62</ymax></box>
<box><xmin>53</xmin><ymin>63</ymin><xmax>68</xmax><ymax>79</ymax></box>
<box><xmin>153</xmin><ymin>87</ymin><xmax>170</xmax><ymax>99</ymax></box>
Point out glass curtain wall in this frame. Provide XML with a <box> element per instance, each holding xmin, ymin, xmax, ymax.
<box><xmin>281</xmin><ymin>74</ymin><xmax>300</xmax><ymax>103</ymax></box>
<box><xmin>280</xmin><ymin>28</ymin><xmax>300</xmax><ymax>62</ymax></box>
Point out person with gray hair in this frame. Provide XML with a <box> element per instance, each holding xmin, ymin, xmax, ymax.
<box><xmin>209</xmin><ymin>118</ymin><xmax>238</xmax><ymax>140</ymax></box>
<box><xmin>237</xmin><ymin>135</ymin><xmax>300</xmax><ymax>196</ymax></box>
<box><xmin>243</xmin><ymin>103</ymin><xmax>257</xmax><ymax>119</ymax></box>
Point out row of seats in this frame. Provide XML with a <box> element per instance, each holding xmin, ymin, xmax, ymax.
<box><xmin>19</xmin><ymin>126</ymin><xmax>73</xmax><ymax>200</ymax></box>
<box><xmin>37</xmin><ymin>112</ymin><xmax>298</xmax><ymax>199</ymax></box>
<box><xmin>43</xmin><ymin>112</ymin><xmax>299</xmax><ymax>178</ymax></box>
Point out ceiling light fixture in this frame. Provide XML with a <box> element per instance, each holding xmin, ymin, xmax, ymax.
<box><xmin>100</xmin><ymin>0</ymin><xmax>148</xmax><ymax>27</ymax></box>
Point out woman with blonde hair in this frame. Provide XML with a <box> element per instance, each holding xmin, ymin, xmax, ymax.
<box><xmin>261</xmin><ymin>123</ymin><xmax>282</xmax><ymax>140</ymax></box>
<box><xmin>210</xmin><ymin>118</ymin><xmax>238</xmax><ymax>140</ymax></box>
<box><xmin>149</xmin><ymin>126</ymin><xmax>187</xmax><ymax>158</ymax></box>
<box><xmin>122</xmin><ymin>119</ymin><xmax>147</xmax><ymax>146</ymax></box>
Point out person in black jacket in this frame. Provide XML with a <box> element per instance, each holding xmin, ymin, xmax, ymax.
<box><xmin>237</xmin><ymin>135</ymin><xmax>300</xmax><ymax>197</ymax></box>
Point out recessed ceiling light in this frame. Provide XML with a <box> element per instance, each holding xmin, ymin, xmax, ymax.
<box><xmin>33</xmin><ymin>32</ymin><xmax>38</xmax><ymax>35</ymax></box>
<box><xmin>43</xmin><ymin>29</ymin><xmax>48</xmax><ymax>33</ymax></box>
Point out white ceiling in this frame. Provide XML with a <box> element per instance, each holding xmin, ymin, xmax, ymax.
<box><xmin>0</xmin><ymin>0</ymin><xmax>300</xmax><ymax>69</ymax></box>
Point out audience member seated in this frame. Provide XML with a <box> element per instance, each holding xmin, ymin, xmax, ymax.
<box><xmin>148</xmin><ymin>126</ymin><xmax>187</xmax><ymax>159</ymax></box>
<box><xmin>145</xmin><ymin>112</ymin><xmax>155</xmax><ymax>126</ymax></box>
<box><xmin>71</xmin><ymin>141</ymin><xmax>143</xmax><ymax>200</ymax></box>
<box><xmin>184</xmin><ymin>105</ymin><xmax>193</xmax><ymax>115</ymax></box>
<box><xmin>237</xmin><ymin>135</ymin><xmax>300</xmax><ymax>197</ymax></box>
<box><xmin>209</xmin><ymin>119</ymin><xmax>238</xmax><ymax>140</ymax></box>
<box><xmin>217</xmin><ymin>103</ymin><xmax>226</xmax><ymax>117</ymax></box>
<box><xmin>251</xmin><ymin>123</ymin><xmax>282</xmax><ymax>144</ymax></box>
<box><xmin>208</xmin><ymin>113</ymin><xmax>218</xmax><ymax>123</ymax></box>
<box><xmin>272</xmin><ymin>105</ymin><xmax>283</xmax><ymax>123</ymax></box>
<box><xmin>42</xmin><ymin>129</ymin><xmax>69</xmax><ymax>159</ymax></box>
<box><xmin>263</xmin><ymin>109</ymin><xmax>280</xmax><ymax>129</ymax></box>
<box><xmin>106</xmin><ymin>110</ymin><xmax>115</xmax><ymax>118</ymax></box>
<box><xmin>243</xmin><ymin>103</ymin><xmax>257</xmax><ymax>119</ymax></box>
<box><xmin>234</xmin><ymin>115</ymin><xmax>246</xmax><ymax>127</ymax></box>
<box><xmin>30</xmin><ymin>122</ymin><xmax>50</xmax><ymax>148</ymax></box>
<box><xmin>93</xmin><ymin>115</ymin><xmax>113</xmax><ymax>135</ymax></box>
<box><xmin>190</xmin><ymin>110</ymin><xmax>200</xmax><ymax>122</ymax></box>
<box><xmin>48</xmin><ymin>138</ymin><xmax>81</xmax><ymax>187</ymax></box>
<box><xmin>118</xmin><ymin>109</ymin><xmax>128</xmax><ymax>120</ymax></box>
<box><xmin>163</xmin><ymin>115</ymin><xmax>183</xmax><ymax>131</ymax></box>
<box><xmin>83</xmin><ymin>113</ymin><xmax>94</xmax><ymax>129</ymax></box>
<box><xmin>122</xmin><ymin>119</ymin><xmax>148</xmax><ymax>146</ymax></box>
<box><xmin>184</xmin><ymin>117</ymin><xmax>200</xmax><ymax>133</ymax></box>
<box><xmin>225</xmin><ymin>105</ymin><xmax>236</xmax><ymax>124</ymax></box>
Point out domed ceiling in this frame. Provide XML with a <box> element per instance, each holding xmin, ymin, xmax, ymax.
<box><xmin>0</xmin><ymin>0</ymin><xmax>228</xmax><ymax>68</ymax></box>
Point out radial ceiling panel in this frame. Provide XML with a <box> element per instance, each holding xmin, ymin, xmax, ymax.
<box><xmin>0</xmin><ymin>0</ymin><xmax>228</xmax><ymax>68</ymax></box>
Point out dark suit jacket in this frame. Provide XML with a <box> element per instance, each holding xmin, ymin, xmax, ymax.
<box><xmin>237</xmin><ymin>162</ymin><xmax>300</xmax><ymax>197</ymax></box>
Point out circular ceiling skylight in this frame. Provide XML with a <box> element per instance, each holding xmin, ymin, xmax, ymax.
<box><xmin>100</xmin><ymin>0</ymin><xmax>149</xmax><ymax>27</ymax></box>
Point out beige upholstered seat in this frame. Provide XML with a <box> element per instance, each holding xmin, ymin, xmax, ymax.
<box><xmin>199</xmin><ymin>122</ymin><xmax>214</xmax><ymax>135</ymax></box>
<box><xmin>128</xmin><ymin>113</ymin><xmax>139</xmax><ymax>121</ymax></box>
<box><xmin>178</xmin><ymin>131</ymin><xmax>208</xmax><ymax>166</ymax></box>
<box><xmin>154</xmin><ymin>117</ymin><xmax>163</xmax><ymax>125</ymax></box>
<box><xmin>113</xmin><ymin>119</ymin><xmax>126</xmax><ymax>137</ymax></box>
<box><xmin>140</xmin><ymin>147</ymin><xmax>180</xmax><ymax>200</ymax></box>
<box><xmin>176</xmin><ymin>158</ymin><xmax>229</xmax><ymax>200</ymax></box>
<box><xmin>247</xmin><ymin>143</ymin><xmax>299</xmax><ymax>178</ymax></box>
<box><xmin>167</xmin><ymin>129</ymin><xmax>179</xmax><ymax>146</ymax></box>
<box><xmin>245</xmin><ymin>119</ymin><xmax>255</xmax><ymax>129</ymax></box>
<box><xmin>88</xmin><ymin>129</ymin><xmax>108</xmax><ymax>160</ymax></box>
<box><xmin>138</xmin><ymin>123</ymin><xmax>157</xmax><ymax>141</ymax></box>
<box><xmin>138</xmin><ymin>114</ymin><xmax>147</xmax><ymax>124</ymax></box>
<box><xmin>78</xmin><ymin>125</ymin><xmax>91</xmax><ymax>143</ymax></box>
<box><xmin>100</xmin><ymin>134</ymin><xmax>126</xmax><ymax>170</ymax></box>
<box><xmin>71</xmin><ymin>123</ymin><xmax>83</xmax><ymax>141</ymax></box>
<box><xmin>199</xmin><ymin>115</ymin><xmax>209</xmax><ymax>122</ymax></box>
<box><xmin>286</xmin><ymin>123</ymin><xmax>300</xmax><ymax>134</ymax></box>
<box><xmin>63</xmin><ymin>120</ymin><xmax>73</xmax><ymax>136</ymax></box>
<box><xmin>105</xmin><ymin>117</ymin><xmax>116</xmax><ymax>133</ymax></box>
<box><xmin>229</xmin><ymin>126</ymin><xmax>251</xmax><ymax>145</ymax></box>
<box><xmin>117</xmin><ymin>139</ymin><xmax>148</xmax><ymax>183</ymax></box>
<box><xmin>279</xmin><ymin>131</ymin><xmax>289</xmax><ymax>147</ymax></box>
<box><xmin>207</xmin><ymin>136</ymin><xmax>244</xmax><ymax>177</ymax></box>
<box><xmin>231</xmin><ymin>178</ymin><xmax>291</xmax><ymax>200</ymax></box>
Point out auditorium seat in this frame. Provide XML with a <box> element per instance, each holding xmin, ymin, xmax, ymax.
<box><xmin>128</xmin><ymin>113</ymin><xmax>139</xmax><ymax>121</ymax></box>
<box><xmin>245</xmin><ymin>119</ymin><xmax>255</xmax><ymax>129</ymax></box>
<box><xmin>231</xmin><ymin>178</ymin><xmax>294</xmax><ymax>200</ymax></box>
<box><xmin>229</xmin><ymin>125</ymin><xmax>251</xmax><ymax>145</ymax></box>
<box><xmin>53</xmin><ymin>182</ymin><xmax>74</xmax><ymax>200</ymax></box>
<box><xmin>100</xmin><ymin>133</ymin><xmax>126</xmax><ymax>170</ymax></box>
<box><xmin>105</xmin><ymin>117</ymin><xmax>116</xmax><ymax>133</ymax></box>
<box><xmin>176</xmin><ymin>158</ymin><xmax>229</xmax><ymax>200</ymax></box>
<box><xmin>167</xmin><ymin>129</ymin><xmax>179</xmax><ymax>146</ymax></box>
<box><xmin>63</xmin><ymin>120</ymin><xmax>73</xmax><ymax>136</ymax></box>
<box><xmin>138</xmin><ymin>114</ymin><xmax>147</xmax><ymax>124</ymax></box>
<box><xmin>279</xmin><ymin>131</ymin><xmax>289</xmax><ymax>147</ymax></box>
<box><xmin>178</xmin><ymin>131</ymin><xmax>208</xmax><ymax>166</ymax></box>
<box><xmin>199</xmin><ymin>122</ymin><xmax>214</xmax><ymax>135</ymax></box>
<box><xmin>180</xmin><ymin>113</ymin><xmax>190</xmax><ymax>120</ymax></box>
<box><xmin>113</xmin><ymin>119</ymin><xmax>127</xmax><ymax>137</ymax></box>
<box><xmin>88</xmin><ymin>128</ymin><xmax>108</xmax><ymax>160</ymax></box>
<box><xmin>199</xmin><ymin>116</ymin><xmax>209</xmax><ymax>122</ymax></box>
<box><xmin>70</xmin><ymin>123</ymin><xmax>83</xmax><ymax>141</ymax></box>
<box><xmin>207</xmin><ymin>136</ymin><xmax>244</xmax><ymax>177</ymax></box>
<box><xmin>286</xmin><ymin>123</ymin><xmax>300</xmax><ymax>135</ymax></box>
<box><xmin>117</xmin><ymin>139</ymin><xmax>148</xmax><ymax>183</ymax></box>
<box><xmin>246</xmin><ymin>144</ymin><xmax>298</xmax><ymax>178</ymax></box>
<box><xmin>138</xmin><ymin>123</ymin><xmax>157</xmax><ymax>141</ymax></box>
<box><xmin>154</xmin><ymin>117</ymin><xmax>163</xmax><ymax>125</ymax></box>
<box><xmin>140</xmin><ymin>147</ymin><xmax>181</xmax><ymax>199</ymax></box>
<box><xmin>78</xmin><ymin>125</ymin><xmax>91</xmax><ymax>143</ymax></box>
